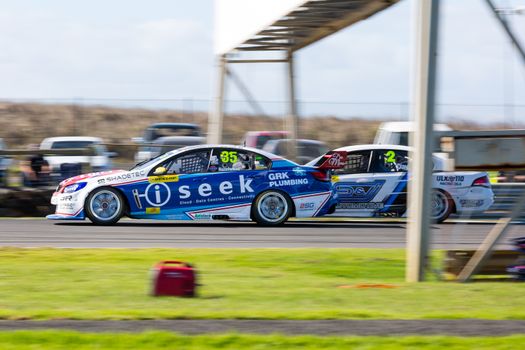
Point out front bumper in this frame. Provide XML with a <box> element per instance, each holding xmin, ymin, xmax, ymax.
<box><xmin>47</xmin><ymin>213</ymin><xmax>85</xmax><ymax>220</ymax></box>
<box><xmin>49</xmin><ymin>191</ymin><xmax>85</xmax><ymax>220</ymax></box>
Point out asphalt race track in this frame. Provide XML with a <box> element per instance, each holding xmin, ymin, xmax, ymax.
<box><xmin>1</xmin><ymin>218</ymin><xmax>524</xmax><ymax>249</ymax></box>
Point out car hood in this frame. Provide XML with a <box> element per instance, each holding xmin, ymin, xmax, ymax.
<box><xmin>60</xmin><ymin>170</ymin><xmax>125</xmax><ymax>187</ymax></box>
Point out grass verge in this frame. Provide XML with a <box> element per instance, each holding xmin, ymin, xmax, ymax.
<box><xmin>1</xmin><ymin>331</ymin><xmax>525</xmax><ymax>350</ymax></box>
<box><xmin>0</xmin><ymin>248</ymin><xmax>524</xmax><ymax>320</ymax></box>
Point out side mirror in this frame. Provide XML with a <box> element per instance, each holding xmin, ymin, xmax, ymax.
<box><xmin>153</xmin><ymin>166</ymin><xmax>167</xmax><ymax>176</ymax></box>
<box><xmin>106</xmin><ymin>152</ymin><xmax>118</xmax><ymax>159</ymax></box>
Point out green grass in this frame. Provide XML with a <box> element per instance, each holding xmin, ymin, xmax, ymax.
<box><xmin>0</xmin><ymin>248</ymin><xmax>524</xmax><ymax>320</ymax></box>
<box><xmin>1</xmin><ymin>331</ymin><xmax>525</xmax><ymax>350</ymax></box>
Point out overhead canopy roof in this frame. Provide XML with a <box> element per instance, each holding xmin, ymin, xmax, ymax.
<box><xmin>219</xmin><ymin>0</ymin><xmax>400</xmax><ymax>54</ymax></box>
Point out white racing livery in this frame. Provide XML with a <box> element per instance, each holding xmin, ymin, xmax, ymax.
<box><xmin>317</xmin><ymin>145</ymin><xmax>494</xmax><ymax>222</ymax></box>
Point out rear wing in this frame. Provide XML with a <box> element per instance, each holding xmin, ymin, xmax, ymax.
<box><xmin>312</xmin><ymin>151</ymin><xmax>347</xmax><ymax>170</ymax></box>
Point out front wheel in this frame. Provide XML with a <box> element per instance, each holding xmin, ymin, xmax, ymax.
<box><xmin>431</xmin><ymin>189</ymin><xmax>453</xmax><ymax>223</ymax></box>
<box><xmin>252</xmin><ymin>190</ymin><xmax>293</xmax><ymax>226</ymax></box>
<box><xmin>85</xmin><ymin>187</ymin><xmax>124</xmax><ymax>225</ymax></box>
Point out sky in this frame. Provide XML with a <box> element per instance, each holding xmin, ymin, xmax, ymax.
<box><xmin>0</xmin><ymin>0</ymin><xmax>524</xmax><ymax>124</ymax></box>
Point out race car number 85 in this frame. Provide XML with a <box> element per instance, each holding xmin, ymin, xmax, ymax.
<box><xmin>220</xmin><ymin>151</ymin><xmax>238</xmax><ymax>163</ymax></box>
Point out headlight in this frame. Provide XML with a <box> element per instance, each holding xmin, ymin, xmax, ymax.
<box><xmin>64</xmin><ymin>182</ymin><xmax>87</xmax><ymax>193</ymax></box>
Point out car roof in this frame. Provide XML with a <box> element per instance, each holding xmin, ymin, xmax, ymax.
<box><xmin>378</xmin><ymin>121</ymin><xmax>452</xmax><ymax>132</ymax></box>
<box><xmin>244</xmin><ymin>131</ymin><xmax>288</xmax><ymax>136</ymax></box>
<box><xmin>269</xmin><ymin>139</ymin><xmax>327</xmax><ymax>145</ymax></box>
<box><xmin>334</xmin><ymin>144</ymin><xmax>412</xmax><ymax>152</ymax></box>
<box><xmin>155</xmin><ymin>136</ymin><xmax>205</xmax><ymax>144</ymax></box>
<box><xmin>41</xmin><ymin>136</ymin><xmax>102</xmax><ymax>143</ymax></box>
<box><xmin>149</xmin><ymin>123</ymin><xmax>200</xmax><ymax>129</ymax></box>
<box><xmin>162</xmin><ymin>144</ymin><xmax>284</xmax><ymax>160</ymax></box>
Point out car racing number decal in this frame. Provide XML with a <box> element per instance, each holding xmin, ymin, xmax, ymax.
<box><xmin>385</xmin><ymin>150</ymin><xmax>396</xmax><ymax>163</ymax></box>
<box><xmin>220</xmin><ymin>151</ymin><xmax>238</xmax><ymax>163</ymax></box>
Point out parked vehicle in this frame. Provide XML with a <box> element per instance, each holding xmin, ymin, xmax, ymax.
<box><xmin>241</xmin><ymin>131</ymin><xmax>289</xmax><ymax>149</ymax></box>
<box><xmin>262</xmin><ymin>139</ymin><xmax>329</xmax><ymax>165</ymax></box>
<box><xmin>374</xmin><ymin>121</ymin><xmax>452</xmax><ymax>146</ymax></box>
<box><xmin>149</xmin><ymin>136</ymin><xmax>205</xmax><ymax>158</ymax></box>
<box><xmin>309</xmin><ymin>144</ymin><xmax>494</xmax><ymax>222</ymax></box>
<box><xmin>40</xmin><ymin>136</ymin><xmax>116</xmax><ymax>175</ymax></box>
<box><xmin>0</xmin><ymin>138</ymin><xmax>11</xmax><ymax>186</ymax></box>
<box><xmin>133</xmin><ymin>123</ymin><xmax>203</xmax><ymax>163</ymax></box>
<box><xmin>48</xmin><ymin>145</ymin><xmax>346</xmax><ymax>226</ymax></box>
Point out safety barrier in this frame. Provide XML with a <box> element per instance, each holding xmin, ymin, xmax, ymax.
<box><xmin>488</xmin><ymin>183</ymin><xmax>525</xmax><ymax>214</ymax></box>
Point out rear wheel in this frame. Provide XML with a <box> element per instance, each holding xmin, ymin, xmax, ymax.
<box><xmin>252</xmin><ymin>190</ymin><xmax>292</xmax><ymax>226</ymax></box>
<box><xmin>85</xmin><ymin>187</ymin><xmax>124</xmax><ymax>225</ymax></box>
<box><xmin>431</xmin><ymin>189</ymin><xmax>452</xmax><ymax>223</ymax></box>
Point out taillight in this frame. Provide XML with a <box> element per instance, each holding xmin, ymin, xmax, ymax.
<box><xmin>311</xmin><ymin>170</ymin><xmax>330</xmax><ymax>182</ymax></box>
<box><xmin>472</xmin><ymin>176</ymin><xmax>490</xmax><ymax>188</ymax></box>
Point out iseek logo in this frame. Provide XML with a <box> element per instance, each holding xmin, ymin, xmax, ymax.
<box><xmin>178</xmin><ymin>175</ymin><xmax>254</xmax><ymax>199</ymax></box>
<box><xmin>136</xmin><ymin>175</ymin><xmax>255</xmax><ymax>208</ymax></box>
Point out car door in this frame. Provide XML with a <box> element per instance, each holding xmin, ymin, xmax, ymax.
<box><xmin>366</xmin><ymin>149</ymin><xmax>409</xmax><ymax>216</ymax></box>
<box><xmin>332</xmin><ymin>150</ymin><xmax>383</xmax><ymax>217</ymax></box>
<box><xmin>182</xmin><ymin>147</ymin><xmax>272</xmax><ymax>220</ymax></box>
<box><xmin>138</xmin><ymin>148</ymin><xmax>213</xmax><ymax>219</ymax></box>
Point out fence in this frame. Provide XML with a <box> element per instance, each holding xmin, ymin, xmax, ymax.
<box><xmin>490</xmin><ymin>183</ymin><xmax>525</xmax><ymax>215</ymax></box>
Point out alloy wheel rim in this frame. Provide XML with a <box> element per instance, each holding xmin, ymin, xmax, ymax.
<box><xmin>90</xmin><ymin>190</ymin><xmax>121</xmax><ymax>221</ymax></box>
<box><xmin>258</xmin><ymin>192</ymin><xmax>288</xmax><ymax>222</ymax></box>
<box><xmin>431</xmin><ymin>191</ymin><xmax>448</xmax><ymax>218</ymax></box>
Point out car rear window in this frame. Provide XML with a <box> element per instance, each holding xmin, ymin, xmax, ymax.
<box><xmin>51</xmin><ymin>141</ymin><xmax>95</xmax><ymax>149</ymax></box>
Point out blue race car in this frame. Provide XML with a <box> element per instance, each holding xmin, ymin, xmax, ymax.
<box><xmin>48</xmin><ymin>145</ymin><xmax>346</xmax><ymax>225</ymax></box>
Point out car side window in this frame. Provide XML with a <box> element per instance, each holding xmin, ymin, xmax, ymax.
<box><xmin>371</xmin><ymin>149</ymin><xmax>410</xmax><ymax>173</ymax></box>
<box><xmin>207</xmin><ymin>148</ymin><xmax>271</xmax><ymax>172</ymax></box>
<box><xmin>153</xmin><ymin>149</ymin><xmax>211</xmax><ymax>175</ymax></box>
<box><xmin>334</xmin><ymin>151</ymin><xmax>371</xmax><ymax>175</ymax></box>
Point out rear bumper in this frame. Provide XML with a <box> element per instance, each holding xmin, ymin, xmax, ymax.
<box><xmin>454</xmin><ymin>187</ymin><xmax>494</xmax><ymax>213</ymax></box>
<box><xmin>315</xmin><ymin>192</ymin><xmax>339</xmax><ymax>217</ymax></box>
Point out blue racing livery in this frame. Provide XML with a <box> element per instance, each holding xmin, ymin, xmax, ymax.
<box><xmin>48</xmin><ymin>145</ymin><xmax>344</xmax><ymax>225</ymax></box>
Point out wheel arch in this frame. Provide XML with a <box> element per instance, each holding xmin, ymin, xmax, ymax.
<box><xmin>433</xmin><ymin>187</ymin><xmax>456</xmax><ymax>213</ymax></box>
<box><xmin>84</xmin><ymin>185</ymin><xmax>131</xmax><ymax>217</ymax></box>
<box><xmin>250</xmin><ymin>188</ymin><xmax>296</xmax><ymax>222</ymax></box>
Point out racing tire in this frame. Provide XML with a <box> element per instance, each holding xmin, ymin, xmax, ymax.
<box><xmin>431</xmin><ymin>189</ymin><xmax>453</xmax><ymax>223</ymax></box>
<box><xmin>85</xmin><ymin>187</ymin><xmax>124</xmax><ymax>225</ymax></box>
<box><xmin>252</xmin><ymin>190</ymin><xmax>293</xmax><ymax>226</ymax></box>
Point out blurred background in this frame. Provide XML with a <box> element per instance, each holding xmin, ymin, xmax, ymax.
<box><xmin>0</xmin><ymin>0</ymin><xmax>524</xmax><ymax>209</ymax></box>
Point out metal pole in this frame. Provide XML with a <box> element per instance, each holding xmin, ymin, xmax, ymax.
<box><xmin>226</xmin><ymin>67</ymin><xmax>267</xmax><ymax>117</ymax></box>
<box><xmin>286</xmin><ymin>50</ymin><xmax>299</xmax><ymax>161</ymax></box>
<box><xmin>484</xmin><ymin>0</ymin><xmax>525</xmax><ymax>66</ymax></box>
<box><xmin>208</xmin><ymin>55</ymin><xmax>227</xmax><ymax>144</ymax></box>
<box><xmin>406</xmin><ymin>0</ymin><xmax>440</xmax><ymax>282</ymax></box>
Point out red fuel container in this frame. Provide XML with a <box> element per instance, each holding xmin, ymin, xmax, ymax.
<box><xmin>151</xmin><ymin>261</ymin><xmax>197</xmax><ymax>297</ymax></box>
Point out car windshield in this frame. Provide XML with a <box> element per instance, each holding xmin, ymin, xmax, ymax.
<box><xmin>299</xmin><ymin>143</ymin><xmax>328</xmax><ymax>158</ymax></box>
<box><xmin>396</xmin><ymin>132</ymin><xmax>409</xmax><ymax>146</ymax></box>
<box><xmin>145</xmin><ymin>126</ymin><xmax>201</xmax><ymax>141</ymax></box>
<box><xmin>51</xmin><ymin>141</ymin><xmax>95</xmax><ymax>149</ymax></box>
<box><xmin>129</xmin><ymin>152</ymin><xmax>171</xmax><ymax>171</ymax></box>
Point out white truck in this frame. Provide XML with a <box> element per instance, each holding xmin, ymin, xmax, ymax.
<box><xmin>374</xmin><ymin>121</ymin><xmax>452</xmax><ymax>146</ymax></box>
<box><xmin>40</xmin><ymin>136</ymin><xmax>116</xmax><ymax>175</ymax></box>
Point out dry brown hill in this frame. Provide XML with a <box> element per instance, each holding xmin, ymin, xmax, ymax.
<box><xmin>0</xmin><ymin>102</ymin><xmax>518</xmax><ymax>157</ymax></box>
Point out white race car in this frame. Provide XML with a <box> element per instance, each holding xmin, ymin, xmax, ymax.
<box><xmin>314</xmin><ymin>144</ymin><xmax>494</xmax><ymax>222</ymax></box>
